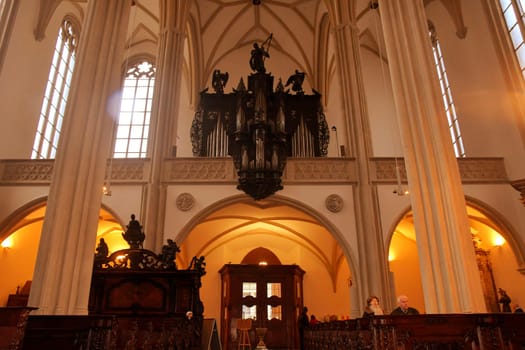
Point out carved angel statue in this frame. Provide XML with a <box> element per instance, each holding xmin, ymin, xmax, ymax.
<box><xmin>93</xmin><ymin>238</ymin><xmax>109</xmax><ymax>268</ymax></box>
<box><xmin>158</xmin><ymin>238</ymin><xmax>180</xmax><ymax>269</ymax></box>
<box><xmin>212</xmin><ymin>69</ymin><xmax>229</xmax><ymax>94</ymax></box>
<box><xmin>285</xmin><ymin>69</ymin><xmax>305</xmax><ymax>94</ymax></box>
<box><xmin>95</xmin><ymin>238</ymin><xmax>109</xmax><ymax>259</ymax></box>
<box><xmin>189</xmin><ymin>255</ymin><xmax>207</xmax><ymax>276</ymax></box>
<box><xmin>250</xmin><ymin>34</ymin><xmax>272</xmax><ymax>73</ymax></box>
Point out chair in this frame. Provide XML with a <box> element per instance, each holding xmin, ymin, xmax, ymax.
<box><xmin>236</xmin><ymin>318</ymin><xmax>252</xmax><ymax>350</ymax></box>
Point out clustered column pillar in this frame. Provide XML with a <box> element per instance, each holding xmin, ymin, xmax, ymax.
<box><xmin>142</xmin><ymin>0</ymin><xmax>191</xmax><ymax>251</ymax></box>
<box><xmin>378</xmin><ymin>0</ymin><xmax>486</xmax><ymax>313</ymax></box>
<box><xmin>325</xmin><ymin>0</ymin><xmax>393</xmax><ymax>317</ymax></box>
<box><xmin>28</xmin><ymin>0</ymin><xmax>132</xmax><ymax>315</ymax></box>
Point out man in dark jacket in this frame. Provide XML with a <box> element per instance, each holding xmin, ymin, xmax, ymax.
<box><xmin>390</xmin><ymin>295</ymin><xmax>420</xmax><ymax>315</ymax></box>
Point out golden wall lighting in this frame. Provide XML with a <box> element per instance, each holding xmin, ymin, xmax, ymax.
<box><xmin>493</xmin><ymin>234</ymin><xmax>505</xmax><ymax>247</ymax></box>
<box><xmin>1</xmin><ymin>235</ymin><xmax>13</xmax><ymax>248</ymax></box>
<box><xmin>388</xmin><ymin>251</ymin><xmax>396</xmax><ymax>262</ymax></box>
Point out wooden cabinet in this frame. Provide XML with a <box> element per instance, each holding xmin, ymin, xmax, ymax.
<box><xmin>219</xmin><ymin>264</ymin><xmax>304</xmax><ymax>350</ymax></box>
<box><xmin>89</xmin><ymin>269</ymin><xmax>202</xmax><ymax>316</ymax></box>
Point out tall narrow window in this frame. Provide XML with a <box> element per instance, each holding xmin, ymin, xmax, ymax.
<box><xmin>429</xmin><ymin>24</ymin><xmax>465</xmax><ymax>157</ymax></box>
<box><xmin>31</xmin><ymin>19</ymin><xmax>78</xmax><ymax>159</ymax></box>
<box><xmin>113</xmin><ymin>60</ymin><xmax>155</xmax><ymax>158</ymax></box>
<box><xmin>499</xmin><ymin>0</ymin><xmax>525</xmax><ymax>79</ymax></box>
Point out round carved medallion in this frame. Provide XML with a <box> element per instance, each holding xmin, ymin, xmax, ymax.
<box><xmin>176</xmin><ymin>192</ymin><xmax>195</xmax><ymax>211</ymax></box>
<box><xmin>325</xmin><ymin>194</ymin><xmax>343</xmax><ymax>213</ymax></box>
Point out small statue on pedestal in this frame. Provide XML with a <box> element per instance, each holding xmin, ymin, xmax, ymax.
<box><xmin>122</xmin><ymin>214</ymin><xmax>145</xmax><ymax>249</ymax></box>
<box><xmin>249</xmin><ymin>34</ymin><xmax>272</xmax><ymax>73</ymax></box>
<box><xmin>212</xmin><ymin>69</ymin><xmax>229</xmax><ymax>94</ymax></box>
<box><xmin>93</xmin><ymin>238</ymin><xmax>109</xmax><ymax>267</ymax></box>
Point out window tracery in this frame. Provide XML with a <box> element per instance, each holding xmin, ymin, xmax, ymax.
<box><xmin>31</xmin><ymin>19</ymin><xmax>78</xmax><ymax>159</ymax></box>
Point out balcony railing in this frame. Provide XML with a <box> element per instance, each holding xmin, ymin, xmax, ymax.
<box><xmin>304</xmin><ymin>313</ymin><xmax>525</xmax><ymax>350</ymax></box>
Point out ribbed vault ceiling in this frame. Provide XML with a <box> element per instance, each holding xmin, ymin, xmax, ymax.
<box><xmin>179</xmin><ymin>199</ymin><xmax>346</xmax><ymax>289</ymax></box>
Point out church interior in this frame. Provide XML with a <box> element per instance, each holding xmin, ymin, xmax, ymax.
<box><xmin>0</xmin><ymin>0</ymin><xmax>525</xmax><ymax>349</ymax></box>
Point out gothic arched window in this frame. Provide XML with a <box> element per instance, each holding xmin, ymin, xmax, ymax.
<box><xmin>113</xmin><ymin>59</ymin><xmax>155</xmax><ymax>158</ymax></box>
<box><xmin>31</xmin><ymin>19</ymin><xmax>78</xmax><ymax>159</ymax></box>
<box><xmin>499</xmin><ymin>0</ymin><xmax>525</xmax><ymax>79</ymax></box>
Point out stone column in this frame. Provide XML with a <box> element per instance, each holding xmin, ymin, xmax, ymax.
<box><xmin>378</xmin><ymin>0</ymin><xmax>486</xmax><ymax>313</ymax></box>
<box><xmin>325</xmin><ymin>0</ymin><xmax>393</xmax><ymax>316</ymax></box>
<box><xmin>28</xmin><ymin>0</ymin><xmax>132</xmax><ymax>315</ymax></box>
<box><xmin>142</xmin><ymin>0</ymin><xmax>191</xmax><ymax>251</ymax></box>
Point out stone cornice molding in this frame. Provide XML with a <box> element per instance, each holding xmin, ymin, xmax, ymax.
<box><xmin>0</xmin><ymin>157</ymin><xmax>509</xmax><ymax>186</ymax></box>
<box><xmin>371</xmin><ymin>157</ymin><xmax>508</xmax><ymax>184</ymax></box>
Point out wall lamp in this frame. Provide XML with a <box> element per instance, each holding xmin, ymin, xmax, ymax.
<box><xmin>1</xmin><ymin>236</ymin><xmax>13</xmax><ymax>249</ymax></box>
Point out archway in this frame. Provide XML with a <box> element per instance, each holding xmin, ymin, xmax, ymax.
<box><xmin>388</xmin><ymin>200</ymin><xmax>525</xmax><ymax>313</ymax></box>
<box><xmin>174</xmin><ymin>195</ymin><xmax>354</xmax><ymax>332</ymax></box>
<box><xmin>0</xmin><ymin>198</ymin><xmax>125</xmax><ymax>307</ymax></box>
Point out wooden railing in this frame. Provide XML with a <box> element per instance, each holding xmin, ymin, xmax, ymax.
<box><xmin>22</xmin><ymin>315</ymin><xmax>115</xmax><ymax>350</ymax></box>
<box><xmin>304</xmin><ymin>313</ymin><xmax>525</xmax><ymax>350</ymax></box>
<box><xmin>4</xmin><ymin>310</ymin><xmax>524</xmax><ymax>349</ymax></box>
<box><xmin>21</xmin><ymin>314</ymin><xmax>201</xmax><ymax>350</ymax></box>
<box><xmin>0</xmin><ymin>307</ymin><xmax>35</xmax><ymax>350</ymax></box>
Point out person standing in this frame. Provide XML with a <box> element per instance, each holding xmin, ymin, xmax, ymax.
<box><xmin>390</xmin><ymin>295</ymin><xmax>420</xmax><ymax>315</ymax></box>
<box><xmin>298</xmin><ymin>306</ymin><xmax>309</xmax><ymax>350</ymax></box>
<box><xmin>498</xmin><ymin>288</ymin><xmax>512</xmax><ymax>312</ymax></box>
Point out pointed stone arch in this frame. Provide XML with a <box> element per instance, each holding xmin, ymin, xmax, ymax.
<box><xmin>176</xmin><ymin>194</ymin><xmax>358</xmax><ymax>289</ymax></box>
<box><xmin>386</xmin><ymin>195</ymin><xmax>525</xmax><ymax>314</ymax></box>
<box><xmin>0</xmin><ymin>196</ymin><xmax>125</xmax><ymax>245</ymax></box>
<box><xmin>465</xmin><ymin>196</ymin><xmax>525</xmax><ymax>274</ymax></box>
<box><xmin>175</xmin><ymin>193</ymin><xmax>358</xmax><ymax>318</ymax></box>
<box><xmin>241</xmin><ymin>247</ymin><xmax>282</xmax><ymax>265</ymax></box>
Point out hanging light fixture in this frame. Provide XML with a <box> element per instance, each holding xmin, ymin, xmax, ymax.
<box><xmin>393</xmin><ymin>158</ymin><xmax>409</xmax><ymax>196</ymax></box>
